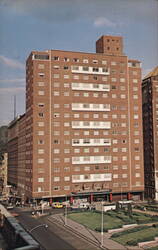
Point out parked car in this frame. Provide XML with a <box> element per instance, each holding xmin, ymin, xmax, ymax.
<box><xmin>6</xmin><ymin>203</ymin><xmax>14</xmax><ymax>210</ymax></box>
<box><xmin>52</xmin><ymin>202</ymin><xmax>63</xmax><ymax>208</ymax></box>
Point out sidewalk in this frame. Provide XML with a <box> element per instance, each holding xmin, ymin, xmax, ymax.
<box><xmin>49</xmin><ymin>214</ymin><xmax>142</xmax><ymax>250</ymax></box>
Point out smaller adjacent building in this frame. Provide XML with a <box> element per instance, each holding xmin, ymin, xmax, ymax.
<box><xmin>7</xmin><ymin>114</ymin><xmax>26</xmax><ymax>200</ymax></box>
<box><xmin>0</xmin><ymin>153</ymin><xmax>8</xmax><ymax>195</ymax></box>
<box><xmin>142</xmin><ymin>66</ymin><xmax>158</xmax><ymax>200</ymax></box>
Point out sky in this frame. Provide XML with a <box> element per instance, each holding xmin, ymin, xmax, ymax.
<box><xmin>0</xmin><ymin>0</ymin><xmax>158</xmax><ymax>126</ymax></box>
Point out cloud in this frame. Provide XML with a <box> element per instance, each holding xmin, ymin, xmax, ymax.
<box><xmin>94</xmin><ymin>17</ymin><xmax>117</xmax><ymax>28</ymax></box>
<box><xmin>0</xmin><ymin>78</ymin><xmax>25</xmax><ymax>84</ymax></box>
<box><xmin>0</xmin><ymin>55</ymin><xmax>24</xmax><ymax>70</ymax></box>
<box><xmin>0</xmin><ymin>87</ymin><xmax>25</xmax><ymax>93</ymax></box>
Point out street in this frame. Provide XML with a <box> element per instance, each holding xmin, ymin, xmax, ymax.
<box><xmin>13</xmin><ymin>207</ymin><xmax>100</xmax><ymax>250</ymax></box>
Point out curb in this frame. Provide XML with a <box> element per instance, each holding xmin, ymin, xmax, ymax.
<box><xmin>48</xmin><ymin>216</ymin><xmax>107</xmax><ymax>250</ymax></box>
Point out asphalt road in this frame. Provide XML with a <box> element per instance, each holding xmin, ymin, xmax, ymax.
<box><xmin>13</xmin><ymin>207</ymin><xmax>100</xmax><ymax>250</ymax></box>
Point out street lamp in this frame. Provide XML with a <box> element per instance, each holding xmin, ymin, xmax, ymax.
<box><xmin>64</xmin><ymin>196</ymin><xmax>67</xmax><ymax>226</ymax></box>
<box><xmin>100</xmin><ymin>200</ymin><xmax>104</xmax><ymax>247</ymax></box>
<box><xmin>29</xmin><ymin>224</ymin><xmax>48</xmax><ymax>233</ymax></box>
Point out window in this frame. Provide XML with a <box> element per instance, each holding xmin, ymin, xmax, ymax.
<box><xmin>74</xmin><ymin>166</ymin><xmax>80</xmax><ymax>171</ymax></box>
<box><xmin>102</xmin><ymin>60</ymin><xmax>107</xmax><ymax>65</ymax></box>
<box><xmin>38</xmin><ymin>64</ymin><xmax>45</xmax><ymax>69</ymax></box>
<box><xmin>121</xmin><ymin>94</ymin><xmax>126</xmax><ymax>99</ymax></box>
<box><xmin>84</xmin><ymin>131</ymin><xmax>90</xmax><ymax>135</ymax></box>
<box><xmin>94</xmin><ymin>148</ymin><xmax>99</xmax><ymax>153</ymax></box>
<box><xmin>113</xmin><ymin>174</ymin><xmax>118</xmax><ymax>179</ymax></box>
<box><xmin>92</xmin><ymin>59</ymin><xmax>98</xmax><ymax>64</ymax></box>
<box><xmin>64</xmin><ymin>83</ymin><xmax>70</xmax><ymax>88</ymax></box>
<box><xmin>122</xmin><ymin>174</ymin><xmax>127</xmax><ymax>178</ymax></box>
<box><xmin>73</xmin><ymin>58</ymin><xmax>79</xmax><ymax>62</ymax></box>
<box><xmin>122</xmin><ymin>156</ymin><xmax>127</xmax><ymax>161</ymax></box>
<box><xmin>83</xmin><ymin>92</ymin><xmax>89</xmax><ymax>97</ymax></box>
<box><xmin>122</xmin><ymin>148</ymin><xmax>127</xmax><ymax>152</ymax></box>
<box><xmin>54</xmin><ymin>122</ymin><xmax>60</xmax><ymax>127</ymax></box>
<box><xmin>54</xmin><ymin>113</ymin><xmax>60</xmax><ymax>118</ymax></box>
<box><xmin>64</xmin><ymin>149</ymin><xmax>70</xmax><ymax>153</ymax></box>
<box><xmin>83</xmin><ymin>59</ymin><xmax>89</xmax><ymax>63</ymax></box>
<box><xmin>53</xmin><ymin>74</ymin><xmax>59</xmax><ymax>78</ymax></box>
<box><xmin>135</xmin><ymin>173</ymin><xmax>140</xmax><ymax>177</ymax></box>
<box><xmin>38</xmin><ymin>73</ymin><xmax>45</xmax><ymax>77</ymax></box>
<box><xmin>64</xmin><ymin>186</ymin><xmax>70</xmax><ymax>190</ymax></box>
<box><xmin>53</xmin><ymin>158</ymin><xmax>60</xmax><ymax>163</ymax></box>
<box><xmin>54</xmin><ymin>104</ymin><xmax>60</xmax><ymax>108</ymax></box>
<box><xmin>113</xmin><ymin>148</ymin><xmax>118</xmax><ymax>152</ymax></box>
<box><xmin>38</xmin><ymin>122</ymin><xmax>44</xmax><ymax>127</ymax></box>
<box><xmin>38</xmin><ymin>82</ymin><xmax>45</xmax><ymax>86</ymax></box>
<box><xmin>53</xmin><ymin>65</ymin><xmax>60</xmax><ymax>69</ymax></box>
<box><xmin>102</xmin><ymin>76</ymin><xmax>107</xmax><ymax>81</ymax></box>
<box><xmin>54</xmin><ymin>186</ymin><xmax>60</xmax><ymax>191</ymax></box>
<box><xmin>133</xmin><ymin>79</ymin><xmax>138</xmax><ymax>83</ymax></box>
<box><xmin>84</xmin><ymin>166</ymin><xmax>90</xmax><ymax>171</ymax></box>
<box><xmin>54</xmin><ymin>131</ymin><xmax>60</xmax><ymax>136</ymax></box>
<box><xmin>94</xmin><ymin>130</ymin><xmax>99</xmax><ymax>135</ymax></box>
<box><xmin>93</xmin><ymin>93</ymin><xmax>99</xmax><ymax>98</ymax></box>
<box><xmin>54</xmin><ymin>149</ymin><xmax>60</xmax><ymax>154</ymax></box>
<box><xmin>53</xmin><ymin>56</ymin><xmax>59</xmax><ymax>61</ymax></box>
<box><xmin>54</xmin><ymin>91</ymin><xmax>59</xmax><ymax>96</ymax></box>
<box><xmin>64</xmin><ymin>57</ymin><xmax>69</xmax><ymax>62</ymax></box>
<box><xmin>54</xmin><ymin>177</ymin><xmax>60</xmax><ymax>182</ymax></box>
<box><xmin>64</xmin><ymin>66</ymin><xmax>69</xmax><ymax>70</ymax></box>
<box><xmin>135</xmin><ymin>156</ymin><xmax>140</xmax><ymax>160</ymax></box>
<box><xmin>54</xmin><ymin>139</ymin><xmax>59</xmax><ymax>144</ymax></box>
<box><xmin>64</xmin><ymin>176</ymin><xmax>70</xmax><ymax>181</ymax></box>
<box><xmin>64</xmin><ymin>75</ymin><xmax>69</xmax><ymax>79</ymax></box>
<box><xmin>134</xmin><ymin>114</ymin><xmax>139</xmax><ymax>119</ymax></box>
<box><xmin>120</xmin><ymin>78</ymin><xmax>125</xmax><ymax>82</ymax></box>
<box><xmin>133</xmin><ymin>95</ymin><xmax>138</xmax><ymax>99</ymax></box>
<box><xmin>34</xmin><ymin>54</ymin><xmax>49</xmax><ymax>60</ymax></box>
<box><xmin>38</xmin><ymin>139</ymin><xmax>44</xmax><ymax>145</ymax></box>
<box><xmin>64</xmin><ymin>92</ymin><xmax>69</xmax><ymax>96</ymax></box>
<box><xmin>83</xmin><ymin>75</ymin><xmax>89</xmax><ymax>80</ymax></box>
<box><xmin>74</xmin><ymin>92</ymin><xmax>80</xmax><ymax>97</ymax></box>
<box><xmin>64</xmin><ymin>122</ymin><xmax>70</xmax><ymax>127</ymax></box>
<box><xmin>38</xmin><ymin>178</ymin><xmax>44</xmax><ymax>182</ymax></box>
<box><xmin>93</xmin><ymin>113</ymin><xmax>99</xmax><ymax>119</ymax></box>
<box><xmin>38</xmin><ymin>131</ymin><xmax>44</xmax><ymax>136</ymax></box>
<box><xmin>84</xmin><ymin>148</ymin><xmax>90</xmax><ymax>153</ymax></box>
<box><xmin>64</xmin><ymin>158</ymin><xmax>70</xmax><ymax>163</ymax></box>
<box><xmin>38</xmin><ymin>112</ymin><xmax>44</xmax><ymax>117</ymax></box>
<box><xmin>37</xmin><ymin>187</ymin><xmax>42</xmax><ymax>192</ymax></box>
<box><xmin>111</xmin><ymin>78</ymin><xmax>117</xmax><ymax>82</ymax></box>
<box><xmin>38</xmin><ymin>149</ymin><xmax>44</xmax><ymax>154</ymax></box>
<box><xmin>111</xmin><ymin>61</ymin><xmax>117</xmax><ymax>65</ymax></box>
<box><xmin>38</xmin><ymin>91</ymin><xmax>45</xmax><ymax>95</ymax></box>
<box><xmin>74</xmin><ymin>148</ymin><xmax>80</xmax><ymax>153</ymax></box>
<box><xmin>38</xmin><ymin>103</ymin><xmax>45</xmax><ymax>108</ymax></box>
<box><xmin>38</xmin><ymin>158</ymin><xmax>44</xmax><ymax>163</ymax></box>
<box><xmin>64</xmin><ymin>104</ymin><xmax>70</xmax><ymax>108</ymax></box>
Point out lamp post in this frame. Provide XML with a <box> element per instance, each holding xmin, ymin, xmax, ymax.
<box><xmin>64</xmin><ymin>195</ymin><xmax>67</xmax><ymax>226</ymax></box>
<box><xmin>100</xmin><ymin>200</ymin><xmax>104</xmax><ymax>247</ymax></box>
<box><xmin>29</xmin><ymin>224</ymin><xmax>48</xmax><ymax>233</ymax></box>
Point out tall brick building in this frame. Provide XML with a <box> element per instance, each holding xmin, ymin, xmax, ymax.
<box><xmin>142</xmin><ymin>66</ymin><xmax>158</xmax><ymax>200</ymax></box>
<box><xmin>8</xmin><ymin>35</ymin><xmax>144</xmax><ymax>203</ymax></box>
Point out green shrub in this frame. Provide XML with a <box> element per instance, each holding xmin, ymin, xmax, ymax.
<box><xmin>95</xmin><ymin>226</ymin><xmax>108</xmax><ymax>232</ymax></box>
<box><xmin>127</xmin><ymin>239</ymin><xmax>138</xmax><ymax>246</ymax></box>
<box><xmin>111</xmin><ymin>226</ymin><xmax>149</xmax><ymax>238</ymax></box>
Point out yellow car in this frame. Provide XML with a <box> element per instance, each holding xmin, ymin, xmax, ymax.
<box><xmin>52</xmin><ymin>202</ymin><xmax>63</xmax><ymax>208</ymax></box>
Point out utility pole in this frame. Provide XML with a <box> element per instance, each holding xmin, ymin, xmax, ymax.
<box><xmin>100</xmin><ymin>200</ymin><xmax>104</xmax><ymax>247</ymax></box>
